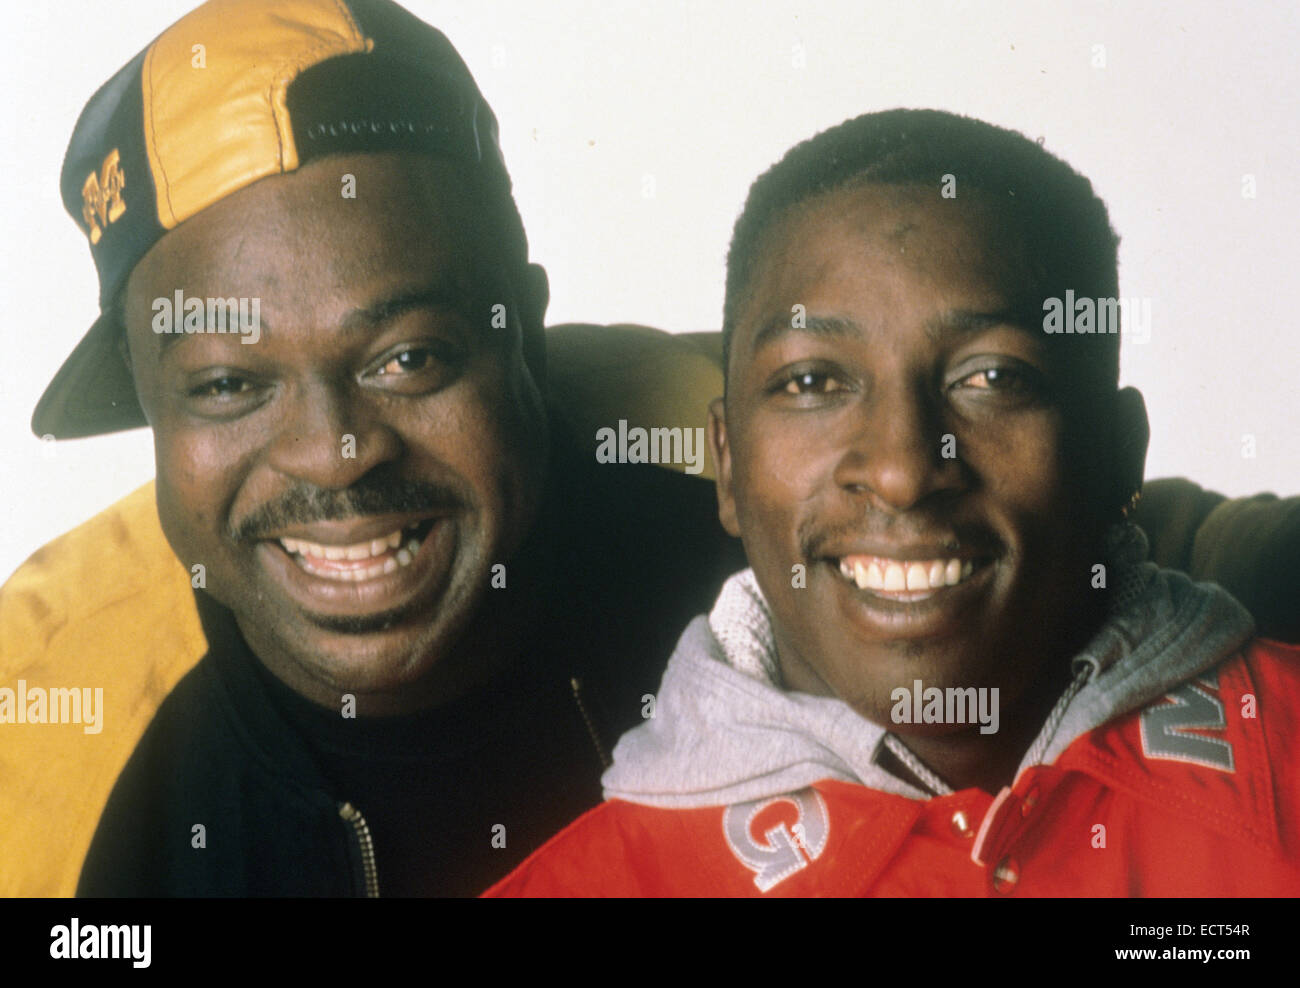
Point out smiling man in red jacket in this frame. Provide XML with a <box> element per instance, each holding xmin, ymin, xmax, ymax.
<box><xmin>488</xmin><ymin>109</ymin><xmax>1300</xmax><ymax>898</ymax></box>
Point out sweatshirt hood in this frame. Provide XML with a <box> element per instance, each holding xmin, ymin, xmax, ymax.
<box><xmin>601</xmin><ymin>523</ymin><xmax>1255</xmax><ymax>808</ymax></box>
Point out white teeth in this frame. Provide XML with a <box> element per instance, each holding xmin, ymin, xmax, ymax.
<box><xmin>280</xmin><ymin>523</ymin><xmax>429</xmax><ymax>581</ymax></box>
<box><xmin>905</xmin><ymin>562</ymin><xmax>928</xmax><ymax>590</ymax></box>
<box><xmin>280</xmin><ymin>526</ymin><xmax>417</xmax><ymax>562</ymax></box>
<box><xmin>883</xmin><ymin>562</ymin><xmax>906</xmax><ymax>591</ymax></box>
<box><xmin>837</xmin><ymin>555</ymin><xmax>979</xmax><ymax>593</ymax></box>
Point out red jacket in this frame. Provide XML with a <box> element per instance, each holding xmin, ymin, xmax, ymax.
<box><xmin>487</xmin><ymin>639</ymin><xmax>1300</xmax><ymax>897</ymax></box>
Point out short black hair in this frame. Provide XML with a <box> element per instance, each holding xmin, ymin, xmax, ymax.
<box><xmin>721</xmin><ymin>108</ymin><xmax>1121</xmax><ymax>395</ymax></box>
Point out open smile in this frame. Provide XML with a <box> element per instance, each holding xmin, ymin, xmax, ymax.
<box><xmin>279</xmin><ymin>518</ymin><xmax>437</xmax><ymax>582</ymax></box>
<box><xmin>834</xmin><ymin>553</ymin><xmax>978</xmax><ymax>602</ymax></box>
<box><xmin>255</xmin><ymin>514</ymin><xmax>456</xmax><ymax>620</ymax></box>
<box><xmin>819</xmin><ymin>548</ymin><xmax>997</xmax><ymax>637</ymax></box>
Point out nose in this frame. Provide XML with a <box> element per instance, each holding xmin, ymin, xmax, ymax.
<box><xmin>264</xmin><ymin>378</ymin><xmax>403</xmax><ymax>489</ymax></box>
<box><xmin>832</xmin><ymin>380</ymin><xmax>963</xmax><ymax>512</ymax></box>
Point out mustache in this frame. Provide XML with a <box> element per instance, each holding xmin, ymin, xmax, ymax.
<box><xmin>229</xmin><ymin>475</ymin><xmax>467</xmax><ymax>543</ymax></box>
<box><xmin>800</xmin><ymin>516</ymin><xmax>1000</xmax><ymax>560</ymax></box>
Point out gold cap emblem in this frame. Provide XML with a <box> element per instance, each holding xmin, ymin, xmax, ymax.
<box><xmin>81</xmin><ymin>149</ymin><xmax>126</xmax><ymax>244</ymax></box>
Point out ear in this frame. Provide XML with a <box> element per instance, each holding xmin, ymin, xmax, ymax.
<box><xmin>1112</xmin><ymin>386</ymin><xmax>1150</xmax><ymax>514</ymax></box>
<box><xmin>708</xmin><ymin>396</ymin><xmax>742</xmax><ymax>538</ymax></box>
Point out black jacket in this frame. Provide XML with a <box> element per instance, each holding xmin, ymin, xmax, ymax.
<box><xmin>77</xmin><ymin>430</ymin><xmax>744</xmax><ymax>896</ymax></box>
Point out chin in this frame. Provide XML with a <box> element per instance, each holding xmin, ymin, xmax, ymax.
<box><xmin>296</xmin><ymin>624</ymin><xmax>447</xmax><ymax>694</ymax></box>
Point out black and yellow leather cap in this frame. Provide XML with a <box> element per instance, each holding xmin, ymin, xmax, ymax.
<box><xmin>36</xmin><ymin>0</ymin><xmax>513</xmax><ymax>440</ymax></box>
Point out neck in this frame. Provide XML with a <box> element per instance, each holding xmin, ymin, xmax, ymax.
<box><xmin>888</xmin><ymin>656</ymin><xmax>1075</xmax><ymax>795</ymax></box>
<box><xmin>772</xmin><ymin>586</ymin><xmax>1110</xmax><ymax>794</ymax></box>
<box><xmin>886</xmin><ymin>595</ymin><xmax>1107</xmax><ymax>794</ymax></box>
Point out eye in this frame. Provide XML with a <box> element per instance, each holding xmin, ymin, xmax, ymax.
<box><xmin>375</xmin><ymin>347</ymin><xmax>437</xmax><ymax>376</ymax></box>
<box><xmin>365</xmin><ymin>340</ymin><xmax>467</xmax><ymax>394</ymax></box>
<box><xmin>954</xmin><ymin>365</ymin><xmax>1040</xmax><ymax>395</ymax></box>
<box><xmin>781</xmin><ymin>370</ymin><xmax>848</xmax><ymax>395</ymax></box>
<box><xmin>188</xmin><ymin>375</ymin><xmax>254</xmax><ymax>399</ymax></box>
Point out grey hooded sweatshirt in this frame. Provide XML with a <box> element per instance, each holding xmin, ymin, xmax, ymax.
<box><xmin>601</xmin><ymin>525</ymin><xmax>1255</xmax><ymax>808</ymax></box>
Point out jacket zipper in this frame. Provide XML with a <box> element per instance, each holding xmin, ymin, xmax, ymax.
<box><xmin>570</xmin><ymin>676</ymin><xmax>612</xmax><ymax>769</ymax></box>
<box><xmin>338</xmin><ymin>802</ymin><xmax>380</xmax><ymax>898</ymax></box>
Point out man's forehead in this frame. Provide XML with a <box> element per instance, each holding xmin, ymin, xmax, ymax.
<box><xmin>764</xmin><ymin>183</ymin><xmax>1025</xmax><ymax>266</ymax></box>
<box><xmin>127</xmin><ymin>155</ymin><xmax>483</xmax><ymax>293</ymax></box>
<box><xmin>736</xmin><ymin>184</ymin><xmax>1039</xmax><ymax>336</ymax></box>
<box><xmin>191</xmin><ymin>153</ymin><xmax>474</xmax><ymax>237</ymax></box>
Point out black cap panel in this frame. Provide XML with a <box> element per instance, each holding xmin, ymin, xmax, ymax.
<box><xmin>59</xmin><ymin>45</ymin><xmax>166</xmax><ymax>311</ymax></box>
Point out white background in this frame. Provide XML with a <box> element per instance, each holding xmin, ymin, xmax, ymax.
<box><xmin>2</xmin><ymin>0</ymin><xmax>1297</xmax><ymax>585</ymax></box>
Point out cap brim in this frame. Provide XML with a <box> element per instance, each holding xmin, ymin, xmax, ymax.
<box><xmin>32</xmin><ymin>311</ymin><xmax>146</xmax><ymax>439</ymax></box>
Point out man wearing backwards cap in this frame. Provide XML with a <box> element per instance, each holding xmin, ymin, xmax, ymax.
<box><xmin>29</xmin><ymin>0</ymin><xmax>740</xmax><ymax>896</ymax></box>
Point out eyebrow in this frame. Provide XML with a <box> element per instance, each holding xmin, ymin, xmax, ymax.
<box><xmin>339</xmin><ymin>286</ymin><xmax>472</xmax><ymax>333</ymax></box>
<box><xmin>749</xmin><ymin>314</ymin><xmax>859</xmax><ymax>354</ymax></box>
<box><xmin>924</xmin><ymin>309</ymin><xmax>1031</xmax><ymax>342</ymax></box>
<box><xmin>748</xmin><ymin>307</ymin><xmax>1032</xmax><ymax>354</ymax></box>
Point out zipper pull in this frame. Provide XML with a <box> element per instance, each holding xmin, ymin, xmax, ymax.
<box><xmin>339</xmin><ymin>802</ymin><xmax>380</xmax><ymax>898</ymax></box>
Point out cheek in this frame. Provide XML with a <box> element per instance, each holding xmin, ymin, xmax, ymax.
<box><xmin>731</xmin><ymin>421</ymin><xmax>829</xmax><ymax>556</ymax></box>
<box><xmin>463</xmin><ymin>378</ymin><xmax>535</xmax><ymax>484</ymax></box>
<box><xmin>152</xmin><ymin>421</ymin><xmax>263</xmax><ymax>554</ymax></box>
<box><xmin>415</xmin><ymin>371</ymin><xmax>544</xmax><ymax>539</ymax></box>
<box><xmin>963</xmin><ymin>412</ymin><xmax>1070</xmax><ymax>512</ymax></box>
<box><xmin>152</xmin><ymin>437</ymin><xmax>225</xmax><ymax>563</ymax></box>
<box><xmin>155</xmin><ymin>427</ymin><xmax>219</xmax><ymax>487</ymax></box>
<box><xmin>964</xmin><ymin>415</ymin><xmax>1095</xmax><ymax>581</ymax></box>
